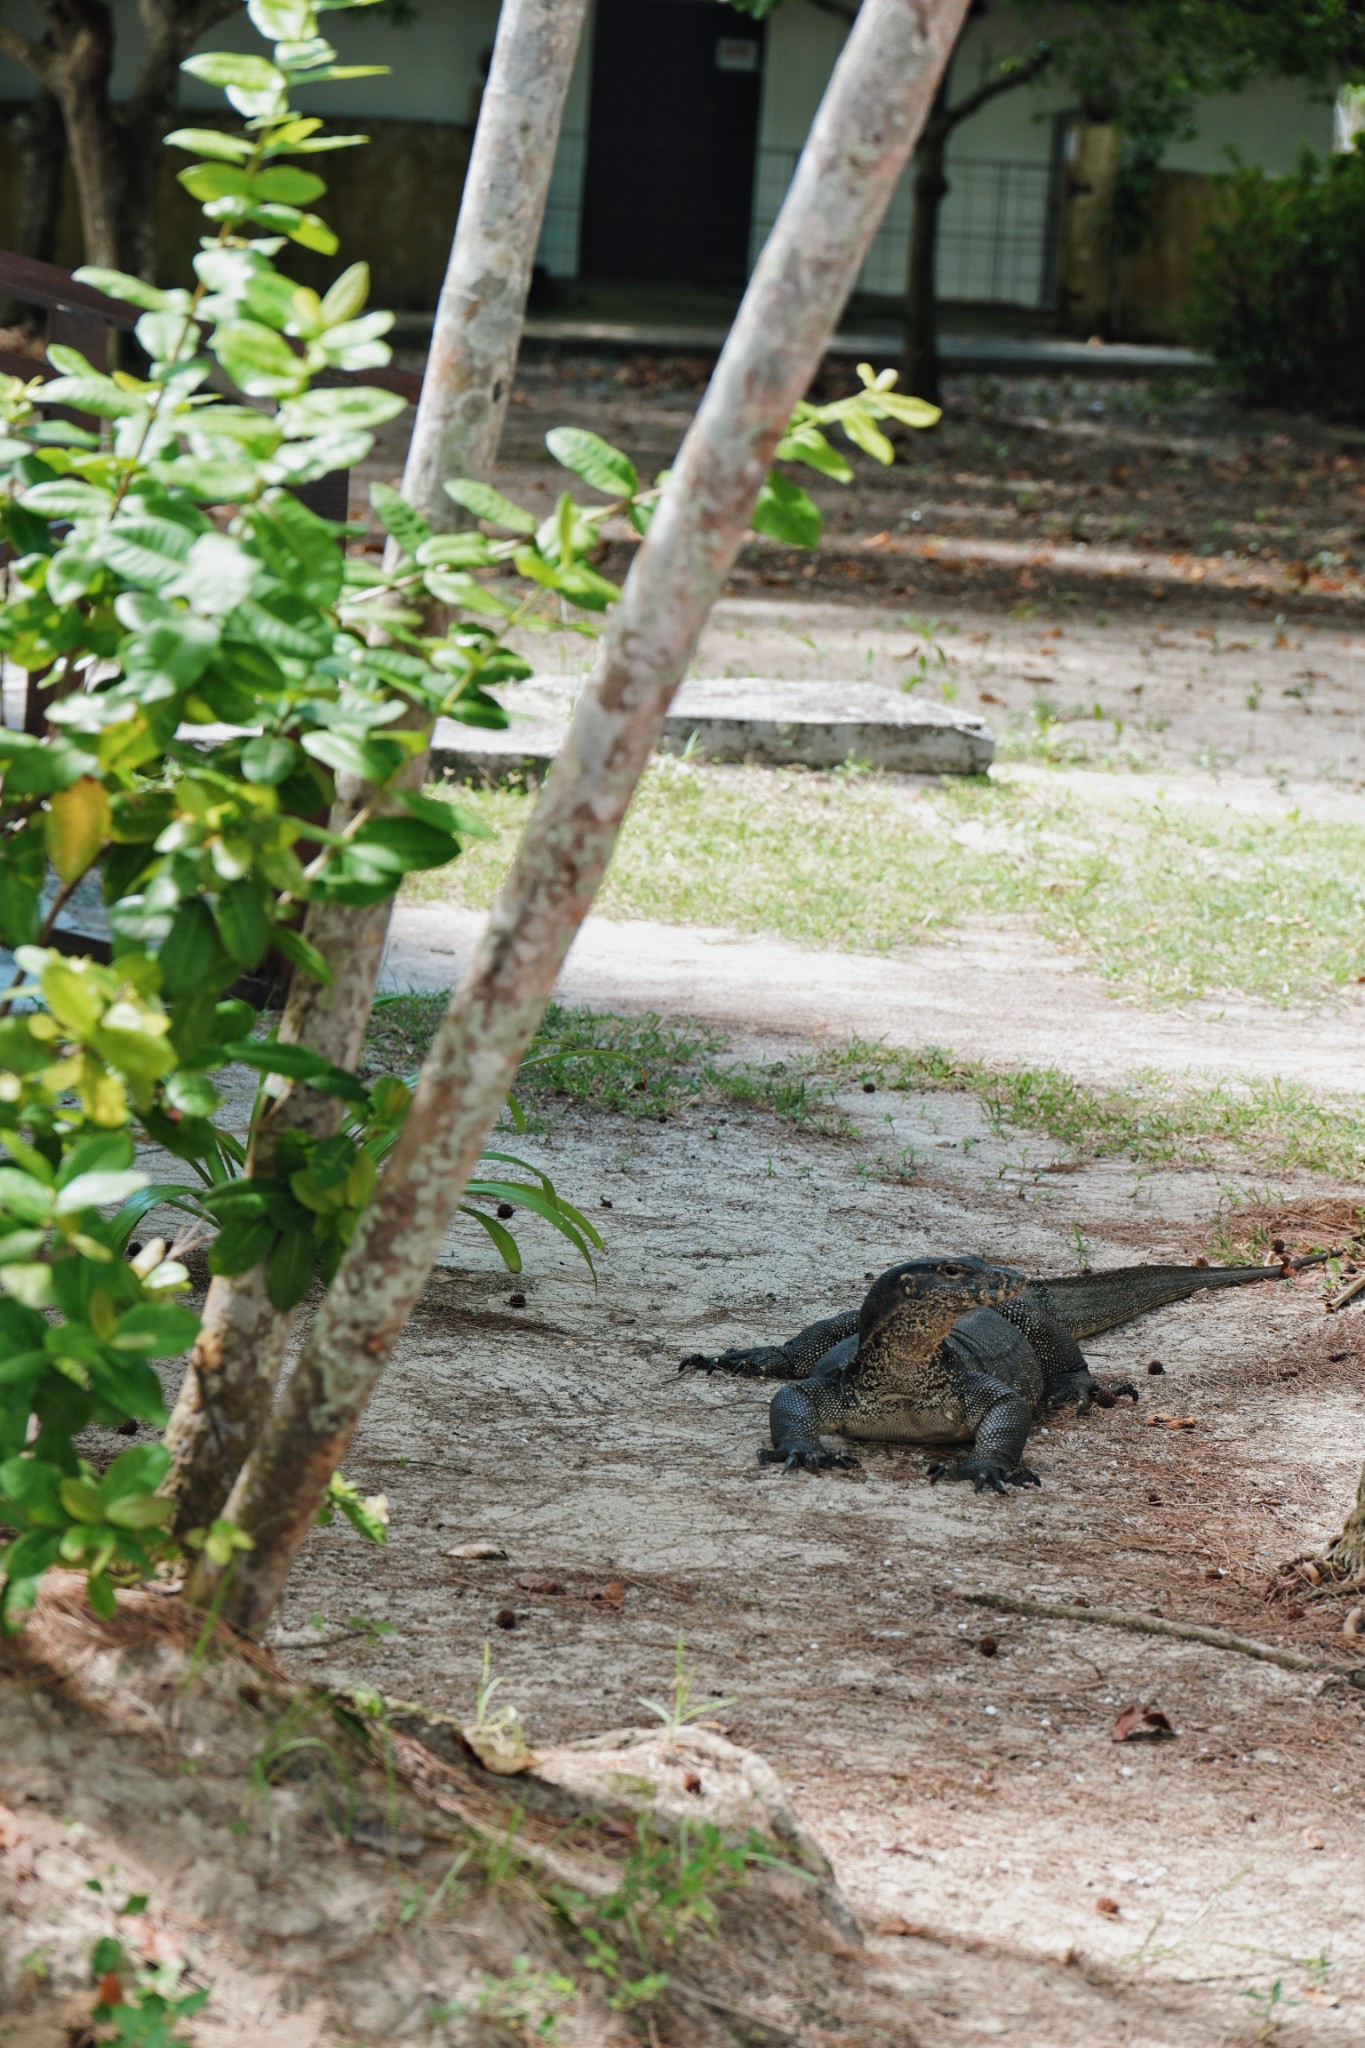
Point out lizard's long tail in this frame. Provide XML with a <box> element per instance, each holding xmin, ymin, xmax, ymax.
<box><xmin>1034</xmin><ymin>1262</ymin><xmax>1286</xmax><ymax>1340</ymax></box>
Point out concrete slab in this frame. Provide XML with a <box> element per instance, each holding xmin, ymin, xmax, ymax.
<box><xmin>431</xmin><ymin>676</ymin><xmax>994</xmax><ymax>783</ymax></box>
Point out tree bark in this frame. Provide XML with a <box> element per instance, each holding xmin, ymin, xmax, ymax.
<box><xmin>164</xmin><ymin>0</ymin><xmax>586</xmax><ymax>1531</ymax></box>
<box><xmin>1321</xmin><ymin>1460</ymin><xmax>1365</xmax><ymax>1580</ymax></box>
<box><xmin>900</xmin><ymin>40</ymin><xmax>1054</xmax><ymax>406</ymax></box>
<box><xmin>14</xmin><ymin>90</ymin><xmax>65</xmax><ymax>269</ymax></box>
<box><xmin>902</xmin><ymin>76</ymin><xmax>952</xmax><ymax>406</ymax></box>
<box><xmin>400</xmin><ymin>0</ymin><xmax>591</xmax><ymax>526</ymax></box>
<box><xmin>200</xmin><ymin>0</ymin><xmax>976</xmax><ymax>1632</ymax></box>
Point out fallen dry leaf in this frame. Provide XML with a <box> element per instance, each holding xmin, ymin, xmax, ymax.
<box><xmin>682</xmin><ymin>1769</ymin><xmax>703</xmax><ymax>1794</ymax></box>
<box><xmin>1111</xmin><ymin>1704</ymin><xmax>1177</xmax><ymax>1743</ymax></box>
<box><xmin>1145</xmin><ymin>1413</ymin><xmax>1197</xmax><ymax>1430</ymax></box>
<box><xmin>0</xmin><ymin>1806</ymin><xmax>22</xmax><ymax>1850</ymax></box>
<box><xmin>515</xmin><ymin>1572</ymin><xmax>567</xmax><ymax>1595</ymax></box>
<box><xmin>597</xmin><ymin>1813</ymin><xmax>635</xmax><ymax>1839</ymax></box>
<box><xmin>1095</xmin><ymin>1897</ymin><xmax>1120</xmax><ymax>1917</ymax></box>
<box><xmin>876</xmin><ymin>1916</ymin><xmax>929</xmax><ymax>1937</ymax></box>
<box><xmin>584</xmin><ymin>1579</ymin><xmax>625</xmax><ymax>1606</ymax></box>
<box><xmin>1300</xmin><ymin>1828</ymin><xmax>1326</xmax><ymax>1851</ymax></box>
<box><xmin>446</xmin><ymin>1541</ymin><xmax>508</xmax><ymax>1561</ymax></box>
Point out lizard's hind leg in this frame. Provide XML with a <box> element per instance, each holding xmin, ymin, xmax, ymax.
<box><xmin>1000</xmin><ymin>1300</ymin><xmax>1137</xmax><ymax>1414</ymax></box>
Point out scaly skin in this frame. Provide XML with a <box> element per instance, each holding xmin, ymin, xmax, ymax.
<box><xmin>682</xmin><ymin>1256</ymin><xmax>1288</xmax><ymax>1495</ymax></box>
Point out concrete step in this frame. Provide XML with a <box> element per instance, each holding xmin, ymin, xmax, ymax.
<box><xmin>434</xmin><ymin>676</ymin><xmax>993</xmax><ymax>783</ymax></box>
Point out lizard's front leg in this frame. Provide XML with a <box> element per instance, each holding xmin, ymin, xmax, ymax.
<box><xmin>928</xmin><ymin>1373</ymin><xmax>1041</xmax><ymax>1495</ymax></box>
<box><xmin>681</xmin><ymin>1309</ymin><xmax>859</xmax><ymax>1381</ymax></box>
<box><xmin>758</xmin><ymin>1377</ymin><xmax>861</xmax><ymax>1473</ymax></box>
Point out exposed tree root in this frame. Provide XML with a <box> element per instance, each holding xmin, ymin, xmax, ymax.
<box><xmin>958</xmin><ymin>1588</ymin><xmax>1363</xmax><ymax>1682</ymax></box>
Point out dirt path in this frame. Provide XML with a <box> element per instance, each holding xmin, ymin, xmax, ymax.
<box><xmin>382</xmin><ymin>901</ymin><xmax>1365</xmax><ymax>1098</ymax></box>
<box><xmin>260</xmin><ymin>1077</ymin><xmax>1365</xmax><ymax>2045</ymax></box>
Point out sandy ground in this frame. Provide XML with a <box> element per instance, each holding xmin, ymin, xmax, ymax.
<box><xmin>383</xmin><ymin>900</ymin><xmax>1365</xmax><ymax>1099</ymax></box>
<box><xmin>241</xmin><ymin>1075</ymin><xmax>1365</xmax><ymax>2046</ymax></box>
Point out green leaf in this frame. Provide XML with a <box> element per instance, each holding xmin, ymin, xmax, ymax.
<box><xmin>545</xmin><ymin>427</ymin><xmax>638</xmax><ymax>498</ymax></box>
<box><xmin>164</xmin><ymin>128</ymin><xmax>256</xmax><ymax>163</ymax></box>
<box><xmin>54</xmin><ymin>1171</ymin><xmax>150</xmax><ymax>1216</ymax></box>
<box><xmin>442</xmin><ymin>478</ymin><xmax>536</xmax><ymax>534</ymax></box>
<box><xmin>840</xmin><ymin>406</ymin><xmax>896</xmax><ymax>466</ymax></box>
<box><xmin>320</xmin><ymin>261</ymin><xmax>370</xmax><ymax>327</ymax></box>
<box><xmin>96</xmin><ymin>1442</ymin><xmax>170</xmax><ymax>1506</ymax></box>
<box><xmin>112</xmin><ymin>1303</ymin><xmax>201</xmax><ymax>1357</ymax></box>
<box><xmin>44</xmin><ymin>778</ymin><xmax>110</xmax><ymax>883</ymax></box>
<box><xmin>268</xmin><ymin>922</ymin><xmax>334</xmax><ymax>985</ymax></box>
<box><xmin>414</xmin><ymin>532</ymin><xmax>493</xmax><ymax>570</ymax></box>
<box><xmin>774</xmin><ymin>423</ymin><xmax>854</xmax><ymax>482</ymax></box>
<box><xmin>208</xmin><ymin>1215</ymin><xmax>277</xmax><ymax>1276</ymax></box>
<box><xmin>212</xmin><ymin>320</ymin><xmax>305</xmax><ymax>398</ymax></box>
<box><xmin>181</xmin><ymin>51</ymin><xmax>287</xmax><ymax>92</ymax></box>
<box><xmin>0</xmin><ymin>1168</ymin><xmax>55</xmax><ymax>1223</ymax></box>
<box><xmin>371</xmin><ymin>480</ymin><xmax>430</xmax><ymax>556</ymax></box>
<box><xmin>460</xmin><ymin>1204</ymin><xmax>522</xmax><ymax>1273</ymax></box>
<box><xmin>73</xmin><ymin>267</ymin><xmax>189</xmax><ymax>311</ymax></box>
<box><xmin>221</xmin><ymin>1039</ymin><xmax>369</xmax><ymax>1103</ymax></box>
<box><xmin>58</xmin><ymin>1476</ymin><xmax>106</xmax><ymax>1524</ymax></box>
<box><xmin>239</xmin><ymin>735</ymin><xmax>295</xmax><ymax>788</ymax></box>
<box><xmin>214</xmin><ymin>879</ymin><xmax>271</xmax><ymax>966</ymax></box>
<box><xmin>21</xmin><ymin>480</ymin><xmax>115</xmax><ymax>518</ymax></box>
<box><xmin>253</xmin><ymin>166</ymin><xmax>328</xmax><ymax>206</ymax></box>
<box><xmin>751</xmin><ymin>471</ymin><xmax>822</xmax><ymax>549</ymax></box>
<box><xmin>266</xmin><ymin>1229</ymin><xmax>315</xmax><ymax>1311</ymax></box>
<box><xmin>325</xmin><ymin>1471</ymin><xmax>388</xmax><ymax>1545</ymax></box>
<box><xmin>279</xmin><ymin>385</ymin><xmax>405</xmax><ymax>434</ymax></box>
<box><xmin>159</xmin><ymin>900</ymin><xmax>231</xmax><ymax>999</ymax></box>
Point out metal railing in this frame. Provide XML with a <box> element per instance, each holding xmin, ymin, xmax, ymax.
<box><xmin>751</xmin><ymin>150</ymin><xmax>1057</xmax><ymax>308</ymax></box>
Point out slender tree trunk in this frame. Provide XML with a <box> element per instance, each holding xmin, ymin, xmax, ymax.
<box><xmin>15</xmin><ymin>90</ymin><xmax>64</xmax><ymax>269</ymax></box>
<box><xmin>50</xmin><ymin>8</ymin><xmax>121</xmax><ymax>272</ymax></box>
<box><xmin>164</xmin><ymin>0</ymin><xmax>587</xmax><ymax>1531</ymax></box>
<box><xmin>199</xmin><ymin>0</ymin><xmax>976</xmax><ymax>1632</ymax></box>
<box><xmin>401</xmin><ymin>0</ymin><xmax>591</xmax><ymax>525</ymax></box>
<box><xmin>1322</xmin><ymin>1460</ymin><xmax>1365</xmax><ymax>1579</ymax></box>
<box><xmin>902</xmin><ymin>79</ymin><xmax>953</xmax><ymax>406</ymax></box>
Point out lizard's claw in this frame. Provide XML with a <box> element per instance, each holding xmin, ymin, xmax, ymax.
<box><xmin>758</xmin><ymin>1443</ymin><xmax>859</xmax><ymax>1473</ymax></box>
<box><xmin>680</xmin><ymin>1346</ymin><xmax>787</xmax><ymax>1379</ymax></box>
<box><xmin>928</xmin><ymin>1457</ymin><xmax>1042</xmax><ymax>1495</ymax></box>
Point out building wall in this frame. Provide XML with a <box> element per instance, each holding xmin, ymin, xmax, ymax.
<box><xmin>0</xmin><ymin>0</ymin><xmax>1340</xmax><ymax>313</ymax></box>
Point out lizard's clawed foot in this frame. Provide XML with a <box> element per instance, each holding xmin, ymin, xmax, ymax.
<box><xmin>680</xmin><ymin>1345</ymin><xmax>787</xmax><ymax>1379</ymax></box>
<box><xmin>1048</xmin><ymin>1370</ymin><xmax>1139</xmax><ymax>1416</ymax></box>
<box><xmin>758</xmin><ymin>1442</ymin><xmax>860</xmax><ymax>1473</ymax></box>
<box><xmin>928</xmin><ymin>1456</ymin><xmax>1042</xmax><ymax>1495</ymax></box>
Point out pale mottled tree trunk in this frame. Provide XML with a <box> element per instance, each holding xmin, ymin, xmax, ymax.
<box><xmin>201</xmin><ymin>0</ymin><xmax>976</xmax><ymax>1630</ymax></box>
<box><xmin>164</xmin><ymin>0</ymin><xmax>587</xmax><ymax>1530</ymax></box>
<box><xmin>1322</xmin><ymin>1461</ymin><xmax>1365</xmax><ymax>1579</ymax></box>
<box><xmin>400</xmin><ymin>0</ymin><xmax>591</xmax><ymax>526</ymax></box>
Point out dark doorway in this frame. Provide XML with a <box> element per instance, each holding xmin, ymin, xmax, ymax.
<box><xmin>579</xmin><ymin>0</ymin><xmax>765</xmax><ymax>286</ymax></box>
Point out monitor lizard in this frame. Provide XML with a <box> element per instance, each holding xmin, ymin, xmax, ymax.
<box><xmin>680</xmin><ymin>1255</ymin><xmax>1289</xmax><ymax>1494</ymax></box>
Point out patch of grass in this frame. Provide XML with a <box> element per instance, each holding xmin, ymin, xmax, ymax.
<box><xmin>410</xmin><ymin>763</ymin><xmax>1365</xmax><ymax>1008</ymax></box>
<box><xmin>362</xmin><ymin>1000</ymin><xmax>1365</xmax><ymax>1181</ymax></box>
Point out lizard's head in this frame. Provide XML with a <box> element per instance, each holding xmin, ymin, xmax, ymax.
<box><xmin>858</xmin><ymin>1255</ymin><xmax>1027</xmax><ymax>1345</ymax></box>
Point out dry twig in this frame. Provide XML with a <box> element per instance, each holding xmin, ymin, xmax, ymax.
<box><xmin>958</xmin><ymin>1589</ymin><xmax>1362</xmax><ymax>1681</ymax></box>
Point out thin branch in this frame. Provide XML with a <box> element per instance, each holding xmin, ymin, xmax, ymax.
<box><xmin>958</xmin><ymin>1588</ymin><xmax>1359</xmax><ymax>1680</ymax></box>
<box><xmin>946</xmin><ymin>42</ymin><xmax>1052</xmax><ymax>130</ymax></box>
<box><xmin>0</xmin><ymin>24</ymin><xmax>56</xmax><ymax>80</ymax></box>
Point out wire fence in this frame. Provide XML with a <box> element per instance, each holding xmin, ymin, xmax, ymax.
<box><xmin>754</xmin><ymin>150</ymin><xmax>1056</xmax><ymax>307</ymax></box>
<box><xmin>539</xmin><ymin>133</ymin><xmax>1057</xmax><ymax>308</ymax></box>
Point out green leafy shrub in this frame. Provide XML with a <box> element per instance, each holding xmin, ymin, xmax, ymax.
<box><xmin>0</xmin><ymin>0</ymin><xmax>935</xmax><ymax>1631</ymax></box>
<box><xmin>1187</xmin><ymin>146</ymin><xmax>1365</xmax><ymax>418</ymax></box>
